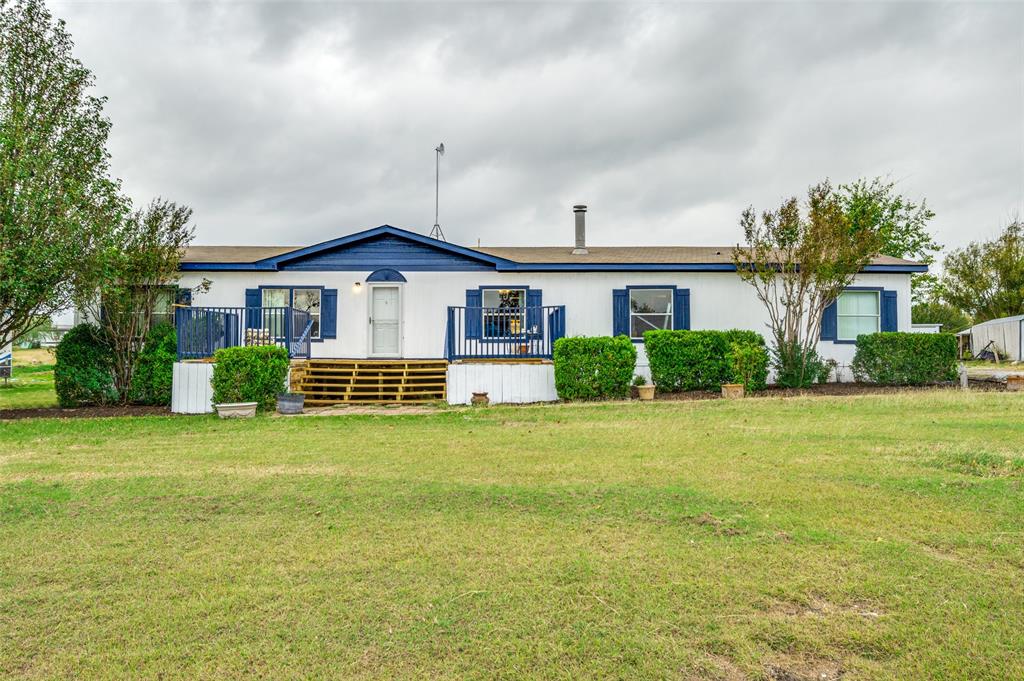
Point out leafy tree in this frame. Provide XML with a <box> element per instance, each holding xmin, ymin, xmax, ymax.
<box><xmin>911</xmin><ymin>301</ymin><xmax>971</xmax><ymax>334</ymax></box>
<box><xmin>839</xmin><ymin>177</ymin><xmax>939</xmax><ymax>297</ymax></box>
<box><xmin>939</xmin><ymin>220</ymin><xmax>1024</xmax><ymax>323</ymax></box>
<box><xmin>76</xmin><ymin>199</ymin><xmax>200</xmax><ymax>401</ymax></box>
<box><xmin>0</xmin><ymin>0</ymin><xmax>123</xmax><ymax>346</ymax></box>
<box><xmin>734</xmin><ymin>181</ymin><xmax>882</xmax><ymax>387</ymax></box>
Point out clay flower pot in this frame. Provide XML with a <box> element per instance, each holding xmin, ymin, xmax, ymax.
<box><xmin>721</xmin><ymin>383</ymin><xmax>745</xmax><ymax>399</ymax></box>
<box><xmin>637</xmin><ymin>385</ymin><xmax>655</xmax><ymax>401</ymax></box>
<box><xmin>471</xmin><ymin>392</ymin><xmax>490</xmax><ymax>406</ymax></box>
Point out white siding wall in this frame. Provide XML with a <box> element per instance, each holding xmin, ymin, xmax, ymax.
<box><xmin>171</xmin><ymin>362</ymin><xmax>215</xmax><ymax>413</ymax></box>
<box><xmin>177</xmin><ymin>270</ymin><xmax>913</xmax><ymax>377</ymax></box>
<box><xmin>447</xmin><ymin>363</ymin><xmax>557</xmax><ymax>405</ymax></box>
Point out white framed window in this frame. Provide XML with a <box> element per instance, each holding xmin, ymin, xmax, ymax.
<box><xmin>260</xmin><ymin>287</ymin><xmax>321</xmax><ymax>339</ymax></box>
<box><xmin>482</xmin><ymin>288</ymin><xmax>526</xmax><ymax>338</ymax></box>
<box><xmin>837</xmin><ymin>290</ymin><xmax>880</xmax><ymax>341</ymax></box>
<box><xmin>629</xmin><ymin>288</ymin><xmax>672</xmax><ymax>339</ymax></box>
<box><xmin>292</xmin><ymin>288</ymin><xmax>321</xmax><ymax>339</ymax></box>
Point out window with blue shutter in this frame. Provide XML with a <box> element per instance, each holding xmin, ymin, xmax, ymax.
<box><xmin>321</xmin><ymin>289</ymin><xmax>338</xmax><ymax>338</ymax></box>
<box><xmin>612</xmin><ymin>289</ymin><xmax>629</xmax><ymax>337</ymax></box>
<box><xmin>823</xmin><ymin>288</ymin><xmax>897</xmax><ymax>342</ymax></box>
<box><xmin>673</xmin><ymin>288</ymin><xmax>690</xmax><ymax>331</ymax></box>
<box><xmin>526</xmin><ymin>289</ymin><xmax>543</xmax><ymax>339</ymax></box>
<box><xmin>821</xmin><ymin>300</ymin><xmax>838</xmax><ymax>341</ymax></box>
<box><xmin>465</xmin><ymin>289</ymin><xmax>482</xmax><ymax>339</ymax></box>
<box><xmin>245</xmin><ymin>288</ymin><xmax>261</xmax><ymax>329</ymax></box>
<box><xmin>881</xmin><ymin>290</ymin><xmax>898</xmax><ymax>331</ymax></box>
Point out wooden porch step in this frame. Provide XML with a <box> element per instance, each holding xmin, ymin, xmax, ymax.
<box><xmin>296</xmin><ymin>358</ymin><xmax>447</xmax><ymax>404</ymax></box>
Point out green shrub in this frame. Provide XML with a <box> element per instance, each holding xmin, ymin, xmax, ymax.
<box><xmin>729</xmin><ymin>341</ymin><xmax>769</xmax><ymax>391</ymax></box>
<box><xmin>851</xmin><ymin>332</ymin><xmax>958</xmax><ymax>385</ymax></box>
<box><xmin>130</xmin><ymin>324</ymin><xmax>177</xmax><ymax>405</ymax></box>
<box><xmin>553</xmin><ymin>335</ymin><xmax>636</xmax><ymax>400</ymax></box>
<box><xmin>211</xmin><ymin>345</ymin><xmax>290</xmax><ymax>410</ymax></box>
<box><xmin>644</xmin><ymin>329</ymin><xmax>766</xmax><ymax>392</ymax></box>
<box><xmin>54</xmin><ymin>323</ymin><xmax>117</xmax><ymax>407</ymax></box>
<box><xmin>771</xmin><ymin>341</ymin><xmax>830</xmax><ymax>388</ymax></box>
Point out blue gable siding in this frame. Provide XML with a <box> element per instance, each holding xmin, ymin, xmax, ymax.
<box><xmin>278</xmin><ymin>235</ymin><xmax>495</xmax><ymax>272</ymax></box>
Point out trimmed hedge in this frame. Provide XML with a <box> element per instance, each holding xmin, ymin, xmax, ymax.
<box><xmin>644</xmin><ymin>329</ymin><xmax>768</xmax><ymax>392</ymax></box>
<box><xmin>54</xmin><ymin>323</ymin><xmax>117</xmax><ymax>407</ymax></box>
<box><xmin>553</xmin><ymin>335</ymin><xmax>637</xmax><ymax>400</ymax></box>
<box><xmin>211</xmin><ymin>345</ymin><xmax>290</xmax><ymax>410</ymax></box>
<box><xmin>851</xmin><ymin>332</ymin><xmax>958</xmax><ymax>385</ymax></box>
<box><xmin>130</xmin><ymin>324</ymin><xmax>177</xmax><ymax>405</ymax></box>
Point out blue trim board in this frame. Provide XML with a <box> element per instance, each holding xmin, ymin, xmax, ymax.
<box><xmin>366</xmin><ymin>268</ymin><xmax>407</xmax><ymax>282</ymax></box>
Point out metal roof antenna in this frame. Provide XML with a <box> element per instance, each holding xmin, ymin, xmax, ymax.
<box><xmin>429</xmin><ymin>143</ymin><xmax>446</xmax><ymax>241</ymax></box>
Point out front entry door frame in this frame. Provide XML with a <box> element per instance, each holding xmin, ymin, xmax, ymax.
<box><xmin>367</xmin><ymin>283</ymin><xmax>403</xmax><ymax>358</ymax></box>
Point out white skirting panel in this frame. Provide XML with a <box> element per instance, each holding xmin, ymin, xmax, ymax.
<box><xmin>171</xmin><ymin>362</ymin><xmax>215</xmax><ymax>414</ymax></box>
<box><xmin>446</xmin><ymin>363</ymin><xmax>558</xmax><ymax>406</ymax></box>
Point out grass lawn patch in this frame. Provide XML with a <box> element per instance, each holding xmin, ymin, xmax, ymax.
<box><xmin>1</xmin><ymin>391</ymin><xmax>1022</xmax><ymax>679</ymax></box>
<box><xmin>0</xmin><ymin>349</ymin><xmax>57</xmax><ymax>410</ymax></box>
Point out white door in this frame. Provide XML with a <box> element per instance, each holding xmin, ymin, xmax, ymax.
<box><xmin>370</xmin><ymin>285</ymin><xmax>401</xmax><ymax>357</ymax></box>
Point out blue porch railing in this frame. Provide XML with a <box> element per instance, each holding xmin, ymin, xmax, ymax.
<box><xmin>175</xmin><ymin>306</ymin><xmax>313</xmax><ymax>360</ymax></box>
<box><xmin>445</xmin><ymin>305</ymin><xmax>566</xmax><ymax>360</ymax></box>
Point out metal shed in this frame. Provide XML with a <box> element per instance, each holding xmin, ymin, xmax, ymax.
<box><xmin>964</xmin><ymin>314</ymin><xmax>1024</xmax><ymax>361</ymax></box>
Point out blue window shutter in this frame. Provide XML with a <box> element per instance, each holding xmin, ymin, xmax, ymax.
<box><xmin>821</xmin><ymin>299</ymin><xmax>837</xmax><ymax>340</ymax></box>
<box><xmin>881</xmin><ymin>290</ymin><xmax>898</xmax><ymax>332</ymax></box>
<box><xmin>612</xmin><ymin>289</ymin><xmax>629</xmax><ymax>337</ymax></box>
<box><xmin>245</xmin><ymin>288</ymin><xmax>261</xmax><ymax>329</ymax></box>
<box><xmin>673</xmin><ymin>288</ymin><xmax>690</xmax><ymax>330</ymax></box>
<box><xmin>526</xmin><ymin>289</ymin><xmax>542</xmax><ymax>339</ymax></box>
<box><xmin>321</xmin><ymin>288</ymin><xmax>338</xmax><ymax>338</ymax></box>
<box><xmin>465</xmin><ymin>289</ymin><xmax>482</xmax><ymax>339</ymax></box>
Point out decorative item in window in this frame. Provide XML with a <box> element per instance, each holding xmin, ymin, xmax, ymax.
<box><xmin>629</xmin><ymin>289</ymin><xmax>673</xmax><ymax>339</ymax></box>
<box><xmin>482</xmin><ymin>289</ymin><xmax>526</xmax><ymax>338</ymax></box>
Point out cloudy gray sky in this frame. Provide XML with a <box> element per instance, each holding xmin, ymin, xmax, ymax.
<box><xmin>55</xmin><ymin>1</ymin><xmax>1023</xmax><ymax>254</ymax></box>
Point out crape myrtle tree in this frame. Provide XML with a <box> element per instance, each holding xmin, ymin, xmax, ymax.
<box><xmin>734</xmin><ymin>181</ymin><xmax>882</xmax><ymax>387</ymax></box>
<box><xmin>838</xmin><ymin>177</ymin><xmax>939</xmax><ymax>302</ymax></box>
<box><xmin>940</xmin><ymin>220</ymin><xmax>1024</xmax><ymax>323</ymax></box>
<box><xmin>76</xmin><ymin>199</ymin><xmax>202</xmax><ymax>402</ymax></box>
<box><xmin>0</xmin><ymin>0</ymin><xmax>124</xmax><ymax>346</ymax></box>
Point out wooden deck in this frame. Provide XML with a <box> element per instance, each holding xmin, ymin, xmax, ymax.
<box><xmin>292</xmin><ymin>359</ymin><xmax>447</xmax><ymax>405</ymax></box>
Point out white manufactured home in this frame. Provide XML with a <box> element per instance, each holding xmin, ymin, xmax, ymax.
<box><xmin>171</xmin><ymin>207</ymin><xmax>924</xmax><ymax>409</ymax></box>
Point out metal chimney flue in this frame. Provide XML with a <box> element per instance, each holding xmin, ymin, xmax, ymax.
<box><xmin>572</xmin><ymin>204</ymin><xmax>588</xmax><ymax>255</ymax></box>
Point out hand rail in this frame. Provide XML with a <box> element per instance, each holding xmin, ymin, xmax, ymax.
<box><xmin>176</xmin><ymin>306</ymin><xmax>312</xmax><ymax>360</ymax></box>
<box><xmin>445</xmin><ymin>305</ymin><xmax>566</xmax><ymax>360</ymax></box>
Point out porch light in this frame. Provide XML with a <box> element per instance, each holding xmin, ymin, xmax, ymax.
<box><xmin>353</xmin><ymin>282</ymin><xmax>362</xmax><ymax>293</ymax></box>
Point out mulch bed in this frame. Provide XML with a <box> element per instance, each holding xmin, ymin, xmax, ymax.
<box><xmin>653</xmin><ymin>381</ymin><xmax>1005</xmax><ymax>401</ymax></box>
<box><xmin>0</xmin><ymin>405</ymin><xmax>172</xmax><ymax>421</ymax></box>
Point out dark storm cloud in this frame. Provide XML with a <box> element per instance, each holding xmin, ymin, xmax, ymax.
<box><xmin>56</xmin><ymin>1</ymin><xmax>1024</xmax><ymax>252</ymax></box>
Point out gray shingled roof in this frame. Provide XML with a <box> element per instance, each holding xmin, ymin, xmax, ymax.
<box><xmin>182</xmin><ymin>242</ymin><xmax>922</xmax><ymax>267</ymax></box>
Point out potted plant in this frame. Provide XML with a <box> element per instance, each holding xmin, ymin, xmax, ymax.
<box><xmin>277</xmin><ymin>392</ymin><xmax>305</xmax><ymax>414</ymax></box>
<box><xmin>471</xmin><ymin>391</ymin><xmax>489</xmax><ymax>406</ymax></box>
<box><xmin>632</xmin><ymin>375</ymin><xmax>655</xmax><ymax>401</ymax></box>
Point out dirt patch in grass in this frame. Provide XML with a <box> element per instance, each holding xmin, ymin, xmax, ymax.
<box><xmin>766</xmin><ymin>655</ymin><xmax>844</xmax><ymax>681</ymax></box>
<box><xmin>0</xmin><ymin>405</ymin><xmax>171</xmax><ymax>420</ymax></box>
<box><xmin>769</xmin><ymin>596</ymin><xmax>885</xmax><ymax>621</ymax></box>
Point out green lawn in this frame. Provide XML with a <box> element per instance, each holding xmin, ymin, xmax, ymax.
<box><xmin>1</xmin><ymin>392</ymin><xmax>1022</xmax><ymax>679</ymax></box>
<box><xmin>0</xmin><ymin>348</ymin><xmax>57</xmax><ymax>410</ymax></box>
